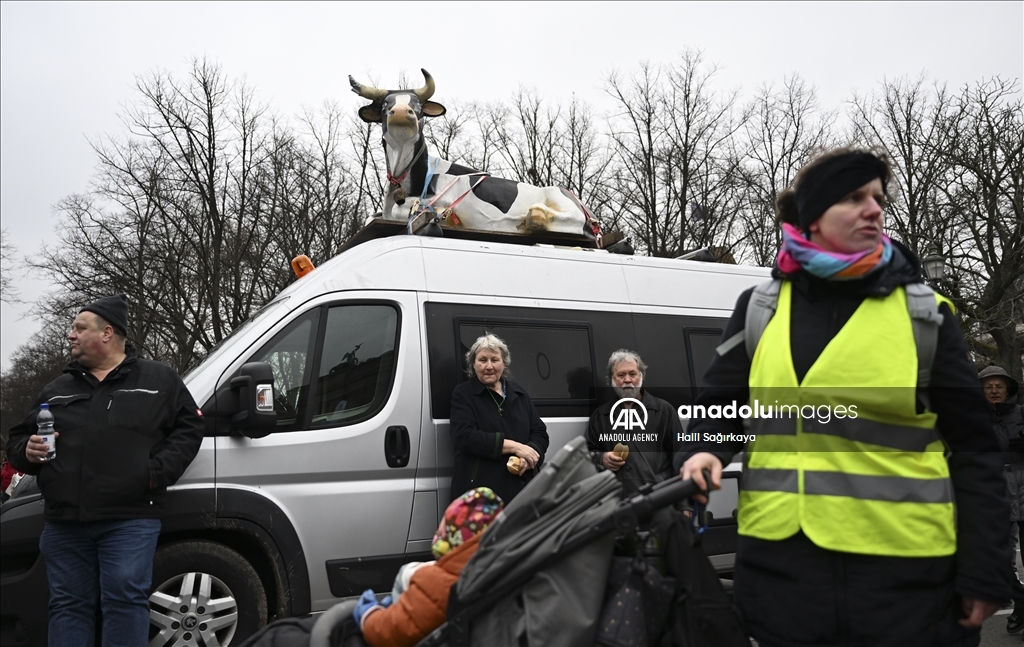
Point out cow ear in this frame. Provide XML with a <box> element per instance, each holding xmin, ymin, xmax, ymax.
<box><xmin>358</xmin><ymin>105</ymin><xmax>383</xmax><ymax>123</ymax></box>
<box><xmin>422</xmin><ymin>101</ymin><xmax>446</xmax><ymax>118</ymax></box>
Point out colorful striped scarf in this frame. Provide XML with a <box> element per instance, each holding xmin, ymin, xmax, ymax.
<box><xmin>776</xmin><ymin>223</ymin><xmax>892</xmax><ymax>280</ymax></box>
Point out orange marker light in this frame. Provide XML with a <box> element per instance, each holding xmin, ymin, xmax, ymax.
<box><xmin>291</xmin><ymin>255</ymin><xmax>315</xmax><ymax>278</ymax></box>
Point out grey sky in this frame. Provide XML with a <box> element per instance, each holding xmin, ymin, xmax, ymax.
<box><xmin>1</xmin><ymin>1</ymin><xmax>1021</xmax><ymax>371</ymax></box>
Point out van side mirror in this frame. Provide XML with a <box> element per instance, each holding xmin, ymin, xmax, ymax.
<box><xmin>205</xmin><ymin>362</ymin><xmax>277</xmax><ymax>438</ymax></box>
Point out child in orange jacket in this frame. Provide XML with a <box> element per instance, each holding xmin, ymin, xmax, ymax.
<box><xmin>354</xmin><ymin>487</ymin><xmax>503</xmax><ymax>647</ymax></box>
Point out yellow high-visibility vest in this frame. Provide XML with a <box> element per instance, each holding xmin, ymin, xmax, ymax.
<box><xmin>741</xmin><ymin>281</ymin><xmax>956</xmax><ymax>557</ymax></box>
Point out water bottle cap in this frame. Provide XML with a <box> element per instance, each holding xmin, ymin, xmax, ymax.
<box><xmin>40</xmin><ymin>403</ymin><xmax>50</xmax><ymax>410</ymax></box>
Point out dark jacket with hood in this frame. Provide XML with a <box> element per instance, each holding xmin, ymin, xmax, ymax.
<box><xmin>994</xmin><ymin>401</ymin><xmax>1024</xmax><ymax>462</ymax></box>
<box><xmin>449</xmin><ymin>376</ymin><xmax>548</xmax><ymax>505</ymax></box>
<box><xmin>674</xmin><ymin>240</ymin><xmax>1009</xmax><ymax>644</ymax></box>
<box><xmin>6</xmin><ymin>345</ymin><xmax>204</xmax><ymax>521</ymax></box>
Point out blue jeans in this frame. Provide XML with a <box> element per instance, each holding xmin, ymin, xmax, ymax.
<box><xmin>40</xmin><ymin>518</ymin><xmax>161</xmax><ymax>647</ymax></box>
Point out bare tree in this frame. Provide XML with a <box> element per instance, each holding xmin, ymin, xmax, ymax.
<box><xmin>739</xmin><ymin>76</ymin><xmax>835</xmax><ymax>265</ymax></box>
<box><xmin>19</xmin><ymin>52</ymin><xmax>1017</xmax><ymax>382</ymax></box>
<box><xmin>851</xmin><ymin>75</ymin><xmax>954</xmax><ymax>256</ymax></box>
<box><xmin>557</xmin><ymin>95</ymin><xmax>616</xmax><ymax>227</ymax></box>
<box><xmin>33</xmin><ymin>58</ymin><xmax>367</xmax><ymax>372</ymax></box>
<box><xmin>0</xmin><ymin>323</ymin><xmax>69</xmax><ymax>446</ymax></box>
<box><xmin>606</xmin><ymin>52</ymin><xmax>747</xmax><ymax>257</ymax></box>
<box><xmin>852</xmin><ymin>75</ymin><xmax>1023</xmax><ymax>378</ymax></box>
<box><xmin>605</xmin><ymin>61</ymin><xmax>672</xmax><ymax>255</ymax></box>
<box><xmin>346</xmin><ymin>113</ymin><xmax>385</xmax><ymax>220</ymax></box>
<box><xmin>936</xmin><ymin>78</ymin><xmax>1024</xmax><ymax>378</ymax></box>
<box><xmin>0</xmin><ymin>228</ymin><xmax>19</xmax><ymax>304</ymax></box>
<box><xmin>487</xmin><ymin>88</ymin><xmax>563</xmax><ymax>186</ymax></box>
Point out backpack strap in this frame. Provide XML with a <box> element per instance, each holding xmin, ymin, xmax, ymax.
<box><xmin>904</xmin><ymin>282</ymin><xmax>944</xmax><ymax>410</ymax></box>
<box><xmin>715</xmin><ymin>279</ymin><xmax>782</xmax><ymax>358</ymax></box>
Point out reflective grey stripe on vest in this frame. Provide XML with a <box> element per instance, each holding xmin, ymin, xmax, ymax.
<box><xmin>747</xmin><ymin>417</ymin><xmax>797</xmax><ymax>436</ymax></box>
<box><xmin>804</xmin><ymin>470</ymin><xmax>953</xmax><ymax>504</ymax></box>
<box><xmin>800</xmin><ymin>417</ymin><xmax>941</xmax><ymax>452</ymax></box>
<box><xmin>749</xmin><ymin>416</ymin><xmax>941</xmax><ymax>452</ymax></box>
<box><xmin>743</xmin><ymin>468</ymin><xmax>953</xmax><ymax>503</ymax></box>
<box><xmin>743</xmin><ymin>468</ymin><xmax>799</xmax><ymax>493</ymax></box>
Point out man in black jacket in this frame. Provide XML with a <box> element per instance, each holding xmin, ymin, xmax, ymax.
<box><xmin>586</xmin><ymin>349</ymin><xmax>682</xmax><ymax>499</ymax></box>
<box><xmin>6</xmin><ymin>294</ymin><xmax>204</xmax><ymax>647</ymax></box>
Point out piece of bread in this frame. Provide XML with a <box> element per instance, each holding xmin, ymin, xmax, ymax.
<box><xmin>507</xmin><ymin>456</ymin><xmax>525</xmax><ymax>475</ymax></box>
<box><xmin>613</xmin><ymin>443</ymin><xmax>629</xmax><ymax>460</ymax></box>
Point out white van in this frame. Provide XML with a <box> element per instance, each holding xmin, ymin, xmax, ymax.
<box><xmin>0</xmin><ymin>231</ymin><xmax>767</xmax><ymax>646</ymax></box>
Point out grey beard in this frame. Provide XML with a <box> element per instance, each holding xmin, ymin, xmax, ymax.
<box><xmin>613</xmin><ymin>385</ymin><xmax>641</xmax><ymax>400</ymax></box>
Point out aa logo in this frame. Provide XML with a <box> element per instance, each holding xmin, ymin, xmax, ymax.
<box><xmin>610</xmin><ymin>398</ymin><xmax>648</xmax><ymax>431</ymax></box>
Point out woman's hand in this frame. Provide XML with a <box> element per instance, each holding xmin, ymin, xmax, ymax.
<box><xmin>503</xmin><ymin>440</ymin><xmax>540</xmax><ymax>470</ymax></box>
<box><xmin>959</xmin><ymin>596</ymin><xmax>1000</xmax><ymax>628</ymax></box>
<box><xmin>679</xmin><ymin>452</ymin><xmax>723</xmax><ymax>504</ymax></box>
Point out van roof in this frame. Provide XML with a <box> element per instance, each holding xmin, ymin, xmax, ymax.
<box><xmin>280</xmin><ymin>234</ymin><xmax>769</xmax><ymax>314</ymax></box>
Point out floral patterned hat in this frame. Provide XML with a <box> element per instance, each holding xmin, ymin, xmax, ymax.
<box><xmin>431</xmin><ymin>487</ymin><xmax>504</xmax><ymax>558</ymax></box>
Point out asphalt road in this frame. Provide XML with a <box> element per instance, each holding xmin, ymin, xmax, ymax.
<box><xmin>980</xmin><ymin>543</ymin><xmax>1022</xmax><ymax>646</ymax></box>
<box><xmin>984</xmin><ymin>608</ymin><xmax>1022</xmax><ymax>646</ymax></box>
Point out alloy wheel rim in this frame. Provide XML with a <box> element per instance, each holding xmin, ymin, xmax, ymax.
<box><xmin>149</xmin><ymin>571</ymin><xmax>239</xmax><ymax>647</ymax></box>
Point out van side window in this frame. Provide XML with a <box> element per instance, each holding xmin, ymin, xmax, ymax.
<box><xmin>311</xmin><ymin>304</ymin><xmax>399</xmax><ymax>428</ymax></box>
<box><xmin>686</xmin><ymin>330</ymin><xmax>723</xmax><ymax>392</ymax></box>
<box><xmin>632</xmin><ymin>314</ymin><xmax>692</xmax><ymax>404</ymax></box>
<box><xmin>252</xmin><ymin>310</ymin><xmax>319</xmax><ymax>432</ymax></box>
<box><xmin>458</xmin><ymin>323</ymin><xmax>593</xmax><ymax>401</ymax></box>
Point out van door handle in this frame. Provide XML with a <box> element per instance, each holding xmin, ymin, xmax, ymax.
<box><xmin>385</xmin><ymin>426</ymin><xmax>410</xmax><ymax>468</ymax></box>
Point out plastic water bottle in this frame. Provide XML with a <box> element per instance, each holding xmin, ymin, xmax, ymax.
<box><xmin>37</xmin><ymin>403</ymin><xmax>55</xmax><ymax>461</ymax></box>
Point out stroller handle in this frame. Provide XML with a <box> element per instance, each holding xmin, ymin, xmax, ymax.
<box><xmin>623</xmin><ymin>472</ymin><xmax>706</xmax><ymax>526</ymax></box>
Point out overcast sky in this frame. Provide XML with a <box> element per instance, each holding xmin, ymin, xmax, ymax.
<box><xmin>1</xmin><ymin>1</ymin><xmax>1021</xmax><ymax>371</ymax></box>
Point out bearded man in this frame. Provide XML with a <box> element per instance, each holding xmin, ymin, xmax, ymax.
<box><xmin>585</xmin><ymin>349</ymin><xmax>683</xmax><ymax>498</ymax></box>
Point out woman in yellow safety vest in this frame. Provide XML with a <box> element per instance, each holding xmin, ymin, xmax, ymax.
<box><xmin>677</xmin><ymin>147</ymin><xmax>1010</xmax><ymax>647</ymax></box>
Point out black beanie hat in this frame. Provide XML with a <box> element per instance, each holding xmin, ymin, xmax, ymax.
<box><xmin>80</xmin><ymin>294</ymin><xmax>129</xmax><ymax>336</ymax></box>
<box><xmin>795</xmin><ymin>152</ymin><xmax>889</xmax><ymax>230</ymax></box>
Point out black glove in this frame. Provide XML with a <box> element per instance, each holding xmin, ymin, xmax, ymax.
<box><xmin>1008</xmin><ymin>436</ymin><xmax>1024</xmax><ymax>453</ymax></box>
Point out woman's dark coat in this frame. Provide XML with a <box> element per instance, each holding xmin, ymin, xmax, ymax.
<box><xmin>449</xmin><ymin>376</ymin><xmax>548</xmax><ymax>505</ymax></box>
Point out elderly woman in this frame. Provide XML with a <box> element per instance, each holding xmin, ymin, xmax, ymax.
<box><xmin>449</xmin><ymin>334</ymin><xmax>548</xmax><ymax>504</ymax></box>
<box><xmin>677</xmin><ymin>147</ymin><xmax>1008</xmax><ymax>646</ymax></box>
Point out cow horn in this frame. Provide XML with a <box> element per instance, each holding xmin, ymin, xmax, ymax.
<box><xmin>349</xmin><ymin>75</ymin><xmax>388</xmax><ymax>101</ymax></box>
<box><xmin>413</xmin><ymin>69</ymin><xmax>435</xmax><ymax>102</ymax></box>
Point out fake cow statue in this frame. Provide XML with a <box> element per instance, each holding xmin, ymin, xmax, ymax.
<box><xmin>350</xmin><ymin>69</ymin><xmax>601</xmax><ymax>240</ymax></box>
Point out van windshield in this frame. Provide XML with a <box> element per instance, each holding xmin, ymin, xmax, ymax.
<box><xmin>183</xmin><ymin>297</ymin><xmax>291</xmax><ymax>383</ymax></box>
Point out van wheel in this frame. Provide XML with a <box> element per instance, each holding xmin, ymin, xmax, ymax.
<box><xmin>149</xmin><ymin>541</ymin><xmax>268</xmax><ymax>647</ymax></box>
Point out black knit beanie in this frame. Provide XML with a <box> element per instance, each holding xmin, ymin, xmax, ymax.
<box><xmin>80</xmin><ymin>294</ymin><xmax>129</xmax><ymax>336</ymax></box>
<box><xmin>795</xmin><ymin>152</ymin><xmax>888</xmax><ymax>230</ymax></box>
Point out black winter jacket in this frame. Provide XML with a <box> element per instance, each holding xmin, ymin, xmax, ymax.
<box><xmin>6</xmin><ymin>346</ymin><xmax>204</xmax><ymax>521</ymax></box>
<box><xmin>674</xmin><ymin>240</ymin><xmax>1010</xmax><ymax>607</ymax></box>
<box><xmin>449</xmin><ymin>377</ymin><xmax>548</xmax><ymax>505</ymax></box>
<box><xmin>992</xmin><ymin>401</ymin><xmax>1024</xmax><ymax>465</ymax></box>
<box><xmin>586</xmin><ymin>390</ymin><xmax>681</xmax><ymax>498</ymax></box>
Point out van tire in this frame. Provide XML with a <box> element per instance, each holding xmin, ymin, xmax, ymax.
<box><xmin>149</xmin><ymin>540</ymin><xmax>268</xmax><ymax>647</ymax></box>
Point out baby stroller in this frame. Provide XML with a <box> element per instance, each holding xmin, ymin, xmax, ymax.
<box><xmin>242</xmin><ymin>436</ymin><xmax>747</xmax><ymax>647</ymax></box>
